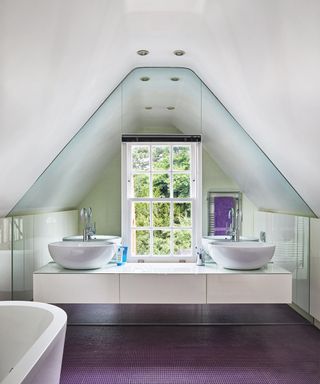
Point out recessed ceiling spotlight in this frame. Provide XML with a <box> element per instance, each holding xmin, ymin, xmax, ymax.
<box><xmin>145</xmin><ymin>106</ymin><xmax>152</xmax><ymax>110</ymax></box>
<box><xmin>170</xmin><ymin>77</ymin><xmax>180</xmax><ymax>81</ymax></box>
<box><xmin>137</xmin><ymin>49</ymin><xmax>149</xmax><ymax>56</ymax></box>
<box><xmin>140</xmin><ymin>76</ymin><xmax>150</xmax><ymax>81</ymax></box>
<box><xmin>166</xmin><ymin>106</ymin><xmax>175</xmax><ymax>110</ymax></box>
<box><xmin>173</xmin><ymin>50</ymin><xmax>185</xmax><ymax>56</ymax></box>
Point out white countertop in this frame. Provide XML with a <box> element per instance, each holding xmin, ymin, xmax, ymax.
<box><xmin>34</xmin><ymin>262</ymin><xmax>291</xmax><ymax>275</ymax></box>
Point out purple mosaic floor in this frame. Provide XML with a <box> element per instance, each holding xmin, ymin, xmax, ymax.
<box><xmin>60</xmin><ymin>305</ymin><xmax>320</xmax><ymax>384</ymax></box>
<box><xmin>57</xmin><ymin>304</ymin><xmax>309</xmax><ymax>325</ymax></box>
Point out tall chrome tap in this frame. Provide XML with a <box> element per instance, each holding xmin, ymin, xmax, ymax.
<box><xmin>227</xmin><ymin>207</ymin><xmax>242</xmax><ymax>241</ymax></box>
<box><xmin>80</xmin><ymin>207</ymin><xmax>96</xmax><ymax>241</ymax></box>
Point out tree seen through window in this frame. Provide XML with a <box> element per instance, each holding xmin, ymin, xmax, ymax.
<box><xmin>130</xmin><ymin>144</ymin><xmax>193</xmax><ymax>257</ymax></box>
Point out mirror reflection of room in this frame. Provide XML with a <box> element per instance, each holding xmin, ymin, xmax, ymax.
<box><xmin>6</xmin><ymin>67</ymin><xmax>312</xmax><ymax>309</ymax></box>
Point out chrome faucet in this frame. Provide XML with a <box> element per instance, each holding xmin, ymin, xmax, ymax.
<box><xmin>83</xmin><ymin>225</ymin><xmax>96</xmax><ymax>241</ymax></box>
<box><xmin>227</xmin><ymin>207</ymin><xmax>242</xmax><ymax>241</ymax></box>
<box><xmin>80</xmin><ymin>207</ymin><xmax>96</xmax><ymax>241</ymax></box>
<box><xmin>196</xmin><ymin>247</ymin><xmax>205</xmax><ymax>266</ymax></box>
<box><xmin>260</xmin><ymin>231</ymin><xmax>266</xmax><ymax>242</ymax></box>
<box><xmin>227</xmin><ymin>207</ymin><xmax>235</xmax><ymax>238</ymax></box>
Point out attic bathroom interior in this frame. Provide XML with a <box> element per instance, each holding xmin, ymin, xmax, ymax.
<box><xmin>1</xmin><ymin>2</ymin><xmax>320</xmax><ymax>384</ymax></box>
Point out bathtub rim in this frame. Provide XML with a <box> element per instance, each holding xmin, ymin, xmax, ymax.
<box><xmin>0</xmin><ymin>301</ymin><xmax>67</xmax><ymax>384</ymax></box>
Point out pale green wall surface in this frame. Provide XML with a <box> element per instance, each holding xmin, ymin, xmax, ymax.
<box><xmin>78</xmin><ymin>144</ymin><xmax>256</xmax><ymax>237</ymax></box>
<box><xmin>78</xmin><ymin>151</ymin><xmax>121</xmax><ymax>236</ymax></box>
<box><xmin>202</xmin><ymin>149</ymin><xmax>237</xmax><ymax>235</ymax></box>
<box><xmin>202</xmin><ymin>149</ymin><xmax>256</xmax><ymax>236</ymax></box>
<box><xmin>242</xmin><ymin>194</ymin><xmax>256</xmax><ymax>236</ymax></box>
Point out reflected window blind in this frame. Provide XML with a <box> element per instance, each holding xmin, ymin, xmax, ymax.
<box><xmin>272</xmin><ymin>217</ymin><xmax>307</xmax><ymax>268</ymax></box>
<box><xmin>0</xmin><ymin>218</ymin><xmax>12</xmax><ymax>246</ymax></box>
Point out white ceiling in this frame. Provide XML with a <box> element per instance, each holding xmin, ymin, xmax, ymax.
<box><xmin>1</xmin><ymin>0</ymin><xmax>320</xmax><ymax>217</ymax></box>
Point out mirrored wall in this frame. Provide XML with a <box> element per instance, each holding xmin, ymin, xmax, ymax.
<box><xmin>7</xmin><ymin>67</ymin><xmax>313</xmax><ymax>309</ymax></box>
<box><xmin>254</xmin><ymin>212</ymin><xmax>310</xmax><ymax>312</ymax></box>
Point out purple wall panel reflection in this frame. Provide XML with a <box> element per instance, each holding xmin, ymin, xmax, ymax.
<box><xmin>214</xmin><ymin>196</ymin><xmax>234</xmax><ymax>235</ymax></box>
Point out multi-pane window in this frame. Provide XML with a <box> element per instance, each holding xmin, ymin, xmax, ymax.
<box><xmin>122</xmin><ymin>141</ymin><xmax>201</xmax><ymax>260</ymax></box>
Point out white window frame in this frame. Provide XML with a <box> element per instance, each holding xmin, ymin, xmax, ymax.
<box><xmin>121</xmin><ymin>140</ymin><xmax>202</xmax><ymax>262</ymax></box>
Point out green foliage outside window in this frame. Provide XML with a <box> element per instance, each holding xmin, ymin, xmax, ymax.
<box><xmin>173</xmin><ymin>174</ymin><xmax>190</xmax><ymax>198</ymax></box>
<box><xmin>135</xmin><ymin>230</ymin><xmax>150</xmax><ymax>255</ymax></box>
<box><xmin>152</xmin><ymin>174</ymin><xmax>170</xmax><ymax>198</ymax></box>
<box><xmin>153</xmin><ymin>203</ymin><xmax>170</xmax><ymax>227</ymax></box>
<box><xmin>173</xmin><ymin>146</ymin><xmax>190</xmax><ymax>170</ymax></box>
<box><xmin>132</xmin><ymin>146</ymin><xmax>149</xmax><ymax>171</ymax></box>
<box><xmin>174</xmin><ymin>203</ymin><xmax>192</xmax><ymax>227</ymax></box>
<box><xmin>174</xmin><ymin>230</ymin><xmax>192</xmax><ymax>254</ymax></box>
<box><xmin>133</xmin><ymin>202</ymin><xmax>150</xmax><ymax>227</ymax></box>
<box><xmin>133</xmin><ymin>174</ymin><xmax>149</xmax><ymax>197</ymax></box>
<box><xmin>153</xmin><ymin>230</ymin><xmax>171</xmax><ymax>255</ymax></box>
<box><xmin>152</xmin><ymin>146</ymin><xmax>170</xmax><ymax>170</ymax></box>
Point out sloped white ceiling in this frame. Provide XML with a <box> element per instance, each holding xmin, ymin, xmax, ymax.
<box><xmin>10</xmin><ymin>67</ymin><xmax>313</xmax><ymax>217</ymax></box>
<box><xmin>1</xmin><ymin>0</ymin><xmax>320</xmax><ymax>216</ymax></box>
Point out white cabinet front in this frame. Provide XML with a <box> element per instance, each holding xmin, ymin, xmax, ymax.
<box><xmin>120</xmin><ymin>274</ymin><xmax>206</xmax><ymax>304</ymax></box>
<box><xmin>207</xmin><ymin>274</ymin><xmax>292</xmax><ymax>304</ymax></box>
<box><xmin>33</xmin><ymin>274</ymin><xmax>119</xmax><ymax>303</ymax></box>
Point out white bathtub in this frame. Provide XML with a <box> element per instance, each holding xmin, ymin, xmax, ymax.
<box><xmin>0</xmin><ymin>301</ymin><xmax>67</xmax><ymax>384</ymax></box>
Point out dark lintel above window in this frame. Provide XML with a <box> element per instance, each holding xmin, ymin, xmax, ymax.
<box><xmin>121</xmin><ymin>134</ymin><xmax>201</xmax><ymax>143</ymax></box>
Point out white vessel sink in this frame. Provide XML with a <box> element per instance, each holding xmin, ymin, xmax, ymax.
<box><xmin>207</xmin><ymin>241</ymin><xmax>276</xmax><ymax>270</ymax></box>
<box><xmin>202</xmin><ymin>235</ymin><xmax>259</xmax><ymax>255</ymax></box>
<box><xmin>48</xmin><ymin>241</ymin><xmax>116</xmax><ymax>270</ymax></box>
<box><xmin>63</xmin><ymin>235</ymin><xmax>121</xmax><ymax>246</ymax></box>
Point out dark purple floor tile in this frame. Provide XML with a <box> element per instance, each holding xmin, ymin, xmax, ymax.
<box><xmin>57</xmin><ymin>304</ymin><xmax>309</xmax><ymax>325</ymax></box>
<box><xmin>60</xmin><ymin>305</ymin><xmax>320</xmax><ymax>384</ymax></box>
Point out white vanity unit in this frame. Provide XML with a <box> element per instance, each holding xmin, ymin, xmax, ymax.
<box><xmin>33</xmin><ymin>263</ymin><xmax>292</xmax><ymax>304</ymax></box>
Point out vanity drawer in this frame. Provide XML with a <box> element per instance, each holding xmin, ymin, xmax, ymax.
<box><xmin>33</xmin><ymin>273</ymin><xmax>119</xmax><ymax>303</ymax></box>
<box><xmin>206</xmin><ymin>273</ymin><xmax>292</xmax><ymax>304</ymax></box>
<box><xmin>120</xmin><ymin>274</ymin><xmax>206</xmax><ymax>304</ymax></box>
